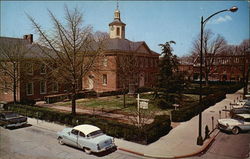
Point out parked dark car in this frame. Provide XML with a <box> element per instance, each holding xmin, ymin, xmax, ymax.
<box><xmin>243</xmin><ymin>100</ymin><xmax>250</xmax><ymax>107</ymax></box>
<box><xmin>0</xmin><ymin>111</ymin><xmax>27</xmax><ymax>128</ymax></box>
<box><xmin>230</xmin><ymin>106</ymin><xmax>250</xmax><ymax>117</ymax></box>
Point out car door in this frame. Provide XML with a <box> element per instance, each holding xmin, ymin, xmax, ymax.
<box><xmin>64</xmin><ymin>129</ymin><xmax>79</xmax><ymax>147</ymax></box>
<box><xmin>77</xmin><ymin>131</ymin><xmax>87</xmax><ymax>148</ymax></box>
<box><xmin>77</xmin><ymin>131</ymin><xmax>94</xmax><ymax>151</ymax></box>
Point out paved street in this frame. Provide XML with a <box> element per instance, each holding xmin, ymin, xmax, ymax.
<box><xmin>191</xmin><ymin>131</ymin><xmax>250</xmax><ymax>159</ymax></box>
<box><xmin>0</xmin><ymin>126</ymin><xmax>146</xmax><ymax>159</ymax></box>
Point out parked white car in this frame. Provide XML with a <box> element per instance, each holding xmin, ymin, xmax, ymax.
<box><xmin>233</xmin><ymin>99</ymin><xmax>248</xmax><ymax>109</ymax></box>
<box><xmin>218</xmin><ymin>114</ymin><xmax>250</xmax><ymax>134</ymax></box>
<box><xmin>57</xmin><ymin>124</ymin><xmax>115</xmax><ymax>154</ymax></box>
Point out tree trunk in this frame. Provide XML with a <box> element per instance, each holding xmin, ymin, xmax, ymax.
<box><xmin>123</xmin><ymin>91</ymin><xmax>126</xmax><ymax>108</ymax></box>
<box><xmin>204</xmin><ymin>58</ymin><xmax>209</xmax><ymax>86</ymax></box>
<box><xmin>205</xmin><ymin>70</ymin><xmax>209</xmax><ymax>86</ymax></box>
<box><xmin>71</xmin><ymin>83</ymin><xmax>76</xmax><ymax>115</ymax></box>
<box><xmin>71</xmin><ymin>93</ymin><xmax>76</xmax><ymax>115</ymax></box>
<box><xmin>13</xmin><ymin>80</ymin><xmax>16</xmax><ymax>104</ymax></box>
<box><xmin>123</xmin><ymin>84</ymin><xmax>126</xmax><ymax>108</ymax></box>
<box><xmin>13</xmin><ymin>63</ymin><xmax>17</xmax><ymax>104</ymax></box>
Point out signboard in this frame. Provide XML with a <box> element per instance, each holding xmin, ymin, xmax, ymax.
<box><xmin>173</xmin><ymin>104</ymin><xmax>180</xmax><ymax>110</ymax></box>
<box><xmin>140</xmin><ymin>101</ymin><xmax>148</xmax><ymax>109</ymax></box>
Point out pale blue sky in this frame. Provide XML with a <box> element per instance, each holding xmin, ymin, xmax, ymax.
<box><xmin>0</xmin><ymin>1</ymin><xmax>249</xmax><ymax>56</ymax></box>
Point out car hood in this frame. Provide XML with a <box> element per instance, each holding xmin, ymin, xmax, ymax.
<box><xmin>218</xmin><ymin>119</ymin><xmax>242</xmax><ymax>125</ymax></box>
<box><xmin>57</xmin><ymin>128</ymin><xmax>72</xmax><ymax>135</ymax></box>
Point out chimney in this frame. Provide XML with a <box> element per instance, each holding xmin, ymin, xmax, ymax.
<box><xmin>23</xmin><ymin>34</ymin><xmax>33</xmax><ymax>44</ymax></box>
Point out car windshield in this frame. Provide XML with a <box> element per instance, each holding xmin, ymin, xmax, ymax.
<box><xmin>4</xmin><ymin>113</ymin><xmax>18</xmax><ymax>118</ymax></box>
<box><xmin>87</xmin><ymin>130</ymin><xmax>103</xmax><ymax>138</ymax></box>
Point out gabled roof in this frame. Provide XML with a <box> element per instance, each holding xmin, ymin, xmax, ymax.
<box><xmin>0</xmin><ymin>36</ymin><xmax>52</xmax><ymax>59</ymax></box>
<box><xmin>103</xmin><ymin>38</ymin><xmax>159</xmax><ymax>56</ymax></box>
<box><xmin>0</xmin><ymin>36</ymin><xmax>160</xmax><ymax>58</ymax></box>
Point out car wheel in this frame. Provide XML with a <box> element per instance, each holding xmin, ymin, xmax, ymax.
<box><xmin>84</xmin><ymin>147</ymin><xmax>91</xmax><ymax>154</ymax></box>
<box><xmin>58</xmin><ymin>137</ymin><xmax>64</xmax><ymax>145</ymax></box>
<box><xmin>232</xmin><ymin>127</ymin><xmax>240</xmax><ymax>135</ymax></box>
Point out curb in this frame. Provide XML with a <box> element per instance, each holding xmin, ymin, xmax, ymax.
<box><xmin>174</xmin><ymin>130</ymin><xmax>220</xmax><ymax>158</ymax></box>
<box><xmin>118</xmin><ymin>130</ymin><xmax>220</xmax><ymax>159</ymax></box>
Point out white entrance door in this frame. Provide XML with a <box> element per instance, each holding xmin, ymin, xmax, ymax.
<box><xmin>88</xmin><ymin>75</ymin><xmax>94</xmax><ymax>89</ymax></box>
<box><xmin>139</xmin><ymin>73</ymin><xmax>145</xmax><ymax>87</ymax></box>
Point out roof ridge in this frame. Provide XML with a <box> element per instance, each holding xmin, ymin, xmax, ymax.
<box><xmin>0</xmin><ymin>36</ymin><xmax>25</xmax><ymax>40</ymax></box>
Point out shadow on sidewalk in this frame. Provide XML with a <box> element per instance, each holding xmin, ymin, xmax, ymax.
<box><xmin>4</xmin><ymin>123</ymin><xmax>32</xmax><ymax>130</ymax></box>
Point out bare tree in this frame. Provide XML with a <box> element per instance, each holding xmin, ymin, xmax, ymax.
<box><xmin>116</xmin><ymin>52</ymin><xmax>140</xmax><ymax>107</ymax></box>
<box><xmin>191</xmin><ymin>29</ymin><xmax>227</xmax><ymax>85</ymax></box>
<box><xmin>27</xmin><ymin>7</ymin><xmax>106</xmax><ymax>115</ymax></box>
<box><xmin>128</xmin><ymin>108</ymin><xmax>155</xmax><ymax>142</ymax></box>
<box><xmin>0</xmin><ymin>38</ymin><xmax>30</xmax><ymax>103</ymax></box>
<box><xmin>238</xmin><ymin>39</ymin><xmax>250</xmax><ymax>95</ymax></box>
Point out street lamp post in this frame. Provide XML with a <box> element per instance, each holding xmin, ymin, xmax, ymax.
<box><xmin>197</xmin><ymin>6</ymin><xmax>238</xmax><ymax>146</ymax></box>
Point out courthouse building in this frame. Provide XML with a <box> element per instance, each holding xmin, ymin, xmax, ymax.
<box><xmin>0</xmin><ymin>6</ymin><xmax>159</xmax><ymax>102</ymax></box>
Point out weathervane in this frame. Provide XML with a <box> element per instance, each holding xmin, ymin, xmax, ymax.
<box><xmin>116</xmin><ymin>0</ymin><xmax>119</xmax><ymax>10</ymax></box>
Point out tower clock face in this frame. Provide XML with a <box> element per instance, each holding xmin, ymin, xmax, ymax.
<box><xmin>111</xmin><ymin>26</ymin><xmax>114</xmax><ymax>31</ymax></box>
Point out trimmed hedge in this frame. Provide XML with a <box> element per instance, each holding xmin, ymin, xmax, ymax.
<box><xmin>5</xmin><ymin>104</ymin><xmax>171</xmax><ymax>145</ymax></box>
<box><xmin>136</xmin><ymin>87</ymin><xmax>154</xmax><ymax>93</ymax></box>
<box><xmin>172</xmin><ymin>91</ymin><xmax>226</xmax><ymax>122</ymax></box>
<box><xmin>172</xmin><ymin>83</ymin><xmax>243</xmax><ymax>122</ymax></box>
<box><xmin>184</xmin><ymin>83</ymin><xmax>243</xmax><ymax>95</ymax></box>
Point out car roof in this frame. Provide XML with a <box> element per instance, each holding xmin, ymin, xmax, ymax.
<box><xmin>236</xmin><ymin>114</ymin><xmax>250</xmax><ymax>119</ymax></box>
<box><xmin>73</xmin><ymin>124</ymin><xmax>100</xmax><ymax>135</ymax></box>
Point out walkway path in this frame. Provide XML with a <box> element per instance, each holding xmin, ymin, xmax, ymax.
<box><xmin>32</xmin><ymin>89</ymin><xmax>243</xmax><ymax>158</ymax></box>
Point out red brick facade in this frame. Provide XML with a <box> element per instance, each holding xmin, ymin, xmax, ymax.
<box><xmin>179</xmin><ymin>54</ymin><xmax>250</xmax><ymax>82</ymax></box>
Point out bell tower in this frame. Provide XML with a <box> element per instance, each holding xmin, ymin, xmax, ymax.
<box><xmin>109</xmin><ymin>0</ymin><xmax>126</xmax><ymax>39</ymax></box>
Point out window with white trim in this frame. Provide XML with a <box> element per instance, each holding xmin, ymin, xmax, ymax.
<box><xmin>27</xmin><ymin>63</ymin><xmax>33</xmax><ymax>75</ymax></box>
<box><xmin>103</xmin><ymin>57</ymin><xmax>108</xmax><ymax>67</ymax></box>
<box><xmin>52</xmin><ymin>82</ymin><xmax>59</xmax><ymax>92</ymax></box>
<box><xmin>26</xmin><ymin>82</ymin><xmax>33</xmax><ymax>95</ymax></box>
<box><xmin>40</xmin><ymin>63</ymin><xmax>46</xmax><ymax>74</ymax></box>
<box><xmin>40</xmin><ymin>81</ymin><xmax>46</xmax><ymax>94</ymax></box>
<box><xmin>102</xmin><ymin>74</ymin><xmax>107</xmax><ymax>85</ymax></box>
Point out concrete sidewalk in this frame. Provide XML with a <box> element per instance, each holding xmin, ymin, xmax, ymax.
<box><xmin>28</xmin><ymin>89</ymin><xmax>243</xmax><ymax>158</ymax></box>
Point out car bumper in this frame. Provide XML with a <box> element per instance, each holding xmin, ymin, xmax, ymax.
<box><xmin>95</xmin><ymin>143</ymin><xmax>116</xmax><ymax>153</ymax></box>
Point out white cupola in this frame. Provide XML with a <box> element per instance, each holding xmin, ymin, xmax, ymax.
<box><xmin>109</xmin><ymin>3</ymin><xmax>126</xmax><ymax>39</ymax></box>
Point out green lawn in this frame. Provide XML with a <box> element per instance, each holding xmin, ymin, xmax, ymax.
<box><xmin>54</xmin><ymin>93</ymin><xmax>200</xmax><ymax>115</ymax></box>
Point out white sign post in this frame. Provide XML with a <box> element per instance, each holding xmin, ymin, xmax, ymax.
<box><xmin>137</xmin><ymin>94</ymin><xmax>150</xmax><ymax>125</ymax></box>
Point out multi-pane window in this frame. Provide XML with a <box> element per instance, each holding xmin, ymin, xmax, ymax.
<box><xmin>52</xmin><ymin>82</ymin><xmax>59</xmax><ymax>92</ymax></box>
<box><xmin>40</xmin><ymin>81</ymin><xmax>46</xmax><ymax>94</ymax></box>
<box><xmin>26</xmin><ymin>82</ymin><xmax>33</xmax><ymax>95</ymax></box>
<box><xmin>103</xmin><ymin>74</ymin><xmax>107</xmax><ymax>85</ymax></box>
<box><xmin>40</xmin><ymin>64</ymin><xmax>46</xmax><ymax>74</ymax></box>
<box><xmin>27</xmin><ymin>64</ymin><xmax>33</xmax><ymax>75</ymax></box>
<box><xmin>4</xmin><ymin>81</ymin><xmax>8</xmax><ymax>93</ymax></box>
<box><xmin>103</xmin><ymin>57</ymin><xmax>108</xmax><ymax>67</ymax></box>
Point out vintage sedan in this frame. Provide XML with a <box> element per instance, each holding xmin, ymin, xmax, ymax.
<box><xmin>57</xmin><ymin>124</ymin><xmax>115</xmax><ymax>154</ymax></box>
<box><xmin>218</xmin><ymin>114</ymin><xmax>250</xmax><ymax>134</ymax></box>
<box><xmin>0</xmin><ymin>111</ymin><xmax>27</xmax><ymax>128</ymax></box>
